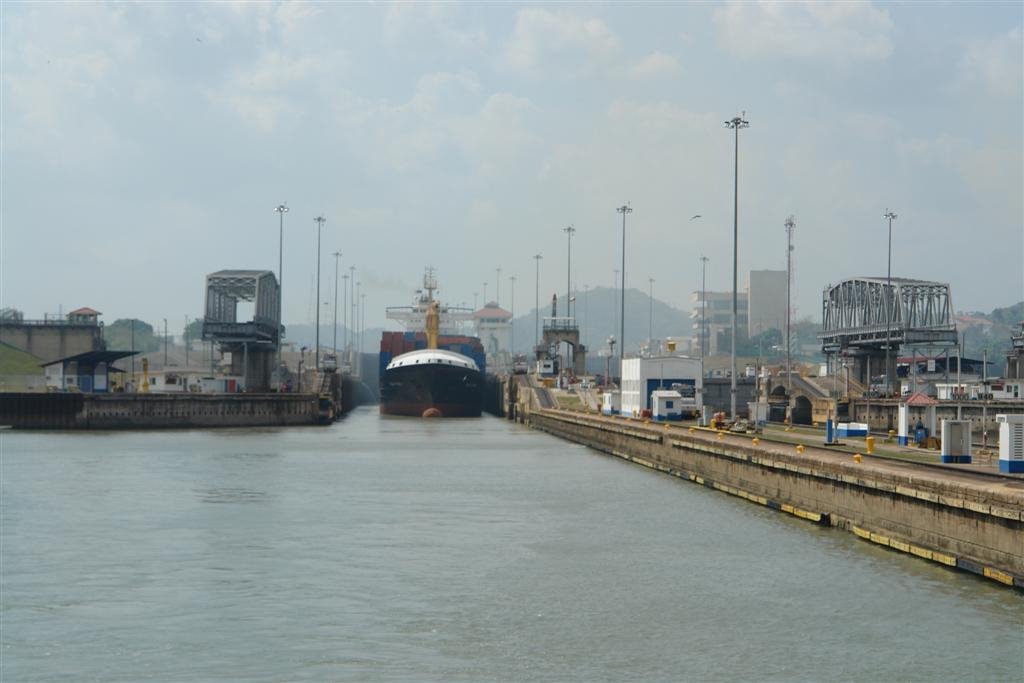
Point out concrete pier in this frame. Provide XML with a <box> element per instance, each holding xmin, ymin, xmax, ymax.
<box><xmin>0</xmin><ymin>392</ymin><xmax>324</xmax><ymax>429</ymax></box>
<box><xmin>520</xmin><ymin>399</ymin><xmax>1022</xmax><ymax>588</ymax></box>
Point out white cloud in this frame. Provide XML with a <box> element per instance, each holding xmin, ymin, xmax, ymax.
<box><xmin>712</xmin><ymin>1</ymin><xmax>893</xmax><ymax>61</ymax></box>
<box><xmin>383</xmin><ymin>2</ymin><xmax>487</xmax><ymax>53</ymax></box>
<box><xmin>956</xmin><ymin>28</ymin><xmax>1023</xmax><ymax>98</ymax></box>
<box><xmin>457</xmin><ymin>93</ymin><xmax>542</xmax><ymax>176</ymax></box>
<box><xmin>615</xmin><ymin>52</ymin><xmax>683</xmax><ymax>80</ymax></box>
<box><xmin>501</xmin><ymin>8</ymin><xmax>620</xmax><ymax>75</ymax></box>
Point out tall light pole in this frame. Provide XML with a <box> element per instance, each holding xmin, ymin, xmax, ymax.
<box><xmin>332</xmin><ymin>251</ymin><xmax>342</xmax><ymax>357</ymax></box>
<box><xmin>313</xmin><ymin>215</ymin><xmax>326</xmax><ymax>372</ymax></box>
<box><xmin>724</xmin><ymin>113</ymin><xmax>749</xmax><ymax>419</ymax></box>
<box><xmin>785</xmin><ymin>215</ymin><xmax>795</xmax><ymax>394</ymax></box>
<box><xmin>361</xmin><ymin>292</ymin><xmax>367</xmax><ymax>363</ymax></box>
<box><xmin>700</xmin><ymin>254</ymin><xmax>709</xmax><ymax>368</ymax></box>
<box><xmin>534</xmin><ymin>253</ymin><xmax>543</xmax><ymax>353</ymax></box>
<box><xmin>348</xmin><ymin>265</ymin><xmax>355</xmax><ymax>359</ymax></box>
<box><xmin>564</xmin><ymin>224</ymin><xmax>575</xmax><ymax>320</ymax></box>
<box><xmin>884</xmin><ymin>209</ymin><xmax>898</xmax><ymax>397</ymax></box>
<box><xmin>509</xmin><ymin>275</ymin><xmax>516</xmax><ymax>354</ymax></box>
<box><xmin>613</xmin><ymin>268</ymin><xmax>620</xmax><ymax>350</ymax></box>
<box><xmin>496</xmin><ymin>267</ymin><xmax>502</xmax><ymax>307</ymax></box>
<box><xmin>483</xmin><ymin>281</ymin><xmax>488</xmax><ymax>304</ymax></box>
<box><xmin>342</xmin><ymin>274</ymin><xmax>349</xmax><ymax>360</ymax></box>
<box><xmin>648</xmin><ymin>277</ymin><xmax>655</xmax><ymax>348</ymax></box>
<box><xmin>616</xmin><ymin>204</ymin><xmax>632</xmax><ymax>373</ymax></box>
<box><xmin>274</xmin><ymin>203</ymin><xmax>289</xmax><ymax>388</ymax></box>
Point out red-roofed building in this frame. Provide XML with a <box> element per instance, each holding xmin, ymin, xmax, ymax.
<box><xmin>67</xmin><ymin>307</ymin><xmax>101</xmax><ymax>325</ymax></box>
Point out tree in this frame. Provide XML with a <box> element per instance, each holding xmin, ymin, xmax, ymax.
<box><xmin>104</xmin><ymin>319</ymin><xmax>160</xmax><ymax>352</ymax></box>
<box><xmin>185</xmin><ymin>317</ymin><xmax>204</xmax><ymax>343</ymax></box>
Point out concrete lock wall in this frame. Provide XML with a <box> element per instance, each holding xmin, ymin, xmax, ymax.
<box><xmin>0</xmin><ymin>393</ymin><xmax>320</xmax><ymax>429</ymax></box>
<box><xmin>528</xmin><ymin>409</ymin><xmax>1023</xmax><ymax>587</ymax></box>
<box><xmin>0</xmin><ymin>324</ymin><xmax>104</xmax><ymax>364</ymax></box>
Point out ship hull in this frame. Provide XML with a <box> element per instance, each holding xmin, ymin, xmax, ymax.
<box><xmin>379</xmin><ymin>362</ymin><xmax>483</xmax><ymax>418</ymax></box>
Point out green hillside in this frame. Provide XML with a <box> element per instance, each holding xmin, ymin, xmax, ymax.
<box><xmin>0</xmin><ymin>342</ymin><xmax>44</xmax><ymax>375</ymax></box>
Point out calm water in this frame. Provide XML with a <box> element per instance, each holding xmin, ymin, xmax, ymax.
<box><xmin>2</xmin><ymin>408</ymin><xmax>1021</xmax><ymax>682</ymax></box>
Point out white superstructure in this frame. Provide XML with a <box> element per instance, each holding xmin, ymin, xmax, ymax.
<box><xmin>386</xmin><ymin>348</ymin><xmax>479</xmax><ymax>372</ymax></box>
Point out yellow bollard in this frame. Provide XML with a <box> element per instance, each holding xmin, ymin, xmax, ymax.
<box><xmin>688</xmin><ymin>427</ymin><xmax>695</xmax><ymax>434</ymax></box>
<box><xmin>796</xmin><ymin>444</ymin><xmax>805</xmax><ymax>454</ymax></box>
<box><xmin>717</xmin><ymin>431</ymin><xmax>725</xmax><ymax>440</ymax></box>
<box><xmin>752</xmin><ymin>437</ymin><xmax>760</xmax><ymax>446</ymax></box>
<box><xmin>853</xmin><ymin>453</ymin><xmax>863</xmax><ymax>463</ymax></box>
<box><xmin>865</xmin><ymin>436</ymin><xmax>875</xmax><ymax>455</ymax></box>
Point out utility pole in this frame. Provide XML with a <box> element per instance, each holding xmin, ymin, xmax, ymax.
<box><xmin>700</xmin><ymin>256</ymin><xmax>709</xmax><ymax>363</ymax></box>
<box><xmin>509</xmin><ymin>275</ymin><xmax>516</xmax><ymax>356</ymax></box>
<box><xmin>348</xmin><ymin>265</ymin><xmax>355</xmax><ymax>362</ymax></box>
<box><xmin>616</xmin><ymin>204</ymin><xmax>632</xmax><ymax>373</ymax></box>
<box><xmin>313</xmin><ymin>215</ymin><xmax>326</xmax><ymax>372</ymax></box>
<box><xmin>130</xmin><ymin>319</ymin><xmax>136</xmax><ymax>387</ymax></box>
<box><xmin>355</xmin><ymin>280</ymin><xmax>361</xmax><ymax>373</ymax></box>
<box><xmin>648</xmin><ymin>277</ymin><xmax>655</xmax><ymax>348</ymax></box>
<box><xmin>564</xmin><ymin>224</ymin><xmax>575</xmax><ymax>320</ymax></box>
<box><xmin>332</xmin><ymin>251</ymin><xmax>342</xmax><ymax>358</ymax></box>
<box><xmin>785</xmin><ymin>215</ymin><xmax>795</xmax><ymax>395</ymax></box>
<box><xmin>724</xmin><ymin>113</ymin><xmax>749</xmax><ymax>419</ymax></box>
<box><xmin>274</xmin><ymin>203</ymin><xmax>289</xmax><ymax>390</ymax></box>
<box><xmin>534</xmin><ymin>253</ymin><xmax>543</xmax><ymax>353</ymax></box>
<box><xmin>884</xmin><ymin>209</ymin><xmax>898</xmax><ymax>398</ymax></box>
<box><xmin>342</xmin><ymin>274</ymin><xmax>349</xmax><ymax>363</ymax></box>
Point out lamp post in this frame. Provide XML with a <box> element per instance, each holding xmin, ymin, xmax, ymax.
<box><xmin>313</xmin><ymin>215</ymin><xmax>326</xmax><ymax>372</ymax></box>
<box><xmin>361</xmin><ymin>292</ymin><xmax>366</xmax><ymax>369</ymax></box>
<box><xmin>273</xmin><ymin>203</ymin><xmax>289</xmax><ymax>389</ymax></box>
<box><xmin>509</xmin><ymin>275</ymin><xmax>516</xmax><ymax>355</ymax></box>
<box><xmin>496</xmin><ymin>267</ymin><xmax>502</xmax><ymax>307</ymax></box>
<box><xmin>534</xmin><ymin>253</ymin><xmax>543</xmax><ymax>353</ymax></box>
<box><xmin>563</xmin><ymin>224</ymin><xmax>575</xmax><ymax>320</ymax></box>
<box><xmin>616</xmin><ymin>204</ymin><xmax>632</xmax><ymax>373</ymax></box>
<box><xmin>332</xmin><ymin>251</ymin><xmax>342</xmax><ymax>358</ymax></box>
<box><xmin>724</xmin><ymin>113</ymin><xmax>749</xmax><ymax>419</ymax></box>
<box><xmin>785</xmin><ymin>215</ymin><xmax>795</xmax><ymax>395</ymax></box>
<box><xmin>342</xmin><ymin>274</ymin><xmax>349</xmax><ymax>364</ymax></box>
<box><xmin>699</xmin><ymin>256</ymin><xmax>709</xmax><ymax>361</ymax></box>
<box><xmin>483</xmin><ymin>282</ymin><xmax>488</xmax><ymax>305</ymax></box>
<box><xmin>648</xmin><ymin>277</ymin><xmax>655</xmax><ymax>349</ymax></box>
<box><xmin>348</xmin><ymin>265</ymin><xmax>355</xmax><ymax>361</ymax></box>
<box><xmin>884</xmin><ymin>209</ymin><xmax>898</xmax><ymax>397</ymax></box>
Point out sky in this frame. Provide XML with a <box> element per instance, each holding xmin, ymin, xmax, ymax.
<box><xmin>2</xmin><ymin>1</ymin><xmax>1022</xmax><ymax>337</ymax></box>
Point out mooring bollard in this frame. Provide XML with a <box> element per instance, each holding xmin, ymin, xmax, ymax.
<box><xmin>853</xmin><ymin>453</ymin><xmax>863</xmax><ymax>463</ymax></box>
<box><xmin>865</xmin><ymin>436</ymin><xmax>875</xmax><ymax>455</ymax></box>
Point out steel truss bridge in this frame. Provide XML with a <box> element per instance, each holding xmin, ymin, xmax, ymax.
<box><xmin>818</xmin><ymin>277</ymin><xmax>958</xmax><ymax>387</ymax></box>
<box><xmin>202</xmin><ymin>270</ymin><xmax>282</xmax><ymax>390</ymax></box>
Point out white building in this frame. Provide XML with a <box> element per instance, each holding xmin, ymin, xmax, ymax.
<box><xmin>474</xmin><ymin>302</ymin><xmax>512</xmax><ymax>371</ymax></box>
<box><xmin>620</xmin><ymin>356</ymin><xmax>703</xmax><ymax>416</ymax></box>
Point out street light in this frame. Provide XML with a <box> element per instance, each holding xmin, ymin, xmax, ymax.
<box><xmin>884</xmin><ymin>208</ymin><xmax>898</xmax><ymax>397</ymax></box>
<box><xmin>616</xmin><ymin>203</ymin><xmax>632</xmax><ymax>374</ymax></box>
<box><xmin>533</xmin><ymin>254</ymin><xmax>543</xmax><ymax>354</ymax></box>
<box><xmin>313</xmin><ymin>215</ymin><xmax>326</xmax><ymax>372</ymax></box>
<box><xmin>724</xmin><ymin>113</ymin><xmax>749</xmax><ymax>419</ymax></box>
<box><xmin>509</xmin><ymin>274</ymin><xmax>516</xmax><ymax>356</ymax></box>
<box><xmin>273</xmin><ymin>203</ymin><xmax>289</xmax><ymax>389</ymax></box>
<box><xmin>496</xmin><ymin>267</ymin><xmax>502</xmax><ymax>307</ymax></box>
<box><xmin>648</xmin><ymin>277</ymin><xmax>655</xmax><ymax>349</ymax></box>
<box><xmin>332</xmin><ymin>251</ymin><xmax>342</xmax><ymax>358</ymax></box>
<box><xmin>348</xmin><ymin>265</ymin><xmax>355</xmax><ymax>360</ymax></box>
<box><xmin>563</xmin><ymin>224</ymin><xmax>575</xmax><ymax>320</ymax></box>
<box><xmin>785</xmin><ymin>215</ymin><xmax>795</xmax><ymax>395</ymax></box>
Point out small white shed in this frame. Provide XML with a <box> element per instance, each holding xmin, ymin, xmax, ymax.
<box><xmin>602</xmin><ymin>390</ymin><xmax>621</xmax><ymax>416</ymax></box>
<box><xmin>651</xmin><ymin>390</ymin><xmax>684</xmax><ymax>421</ymax></box>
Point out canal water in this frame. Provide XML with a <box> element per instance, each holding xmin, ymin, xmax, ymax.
<box><xmin>2</xmin><ymin>408</ymin><xmax>1021</xmax><ymax>681</ymax></box>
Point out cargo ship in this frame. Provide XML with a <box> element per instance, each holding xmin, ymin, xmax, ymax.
<box><xmin>379</xmin><ymin>270</ymin><xmax>484</xmax><ymax>417</ymax></box>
